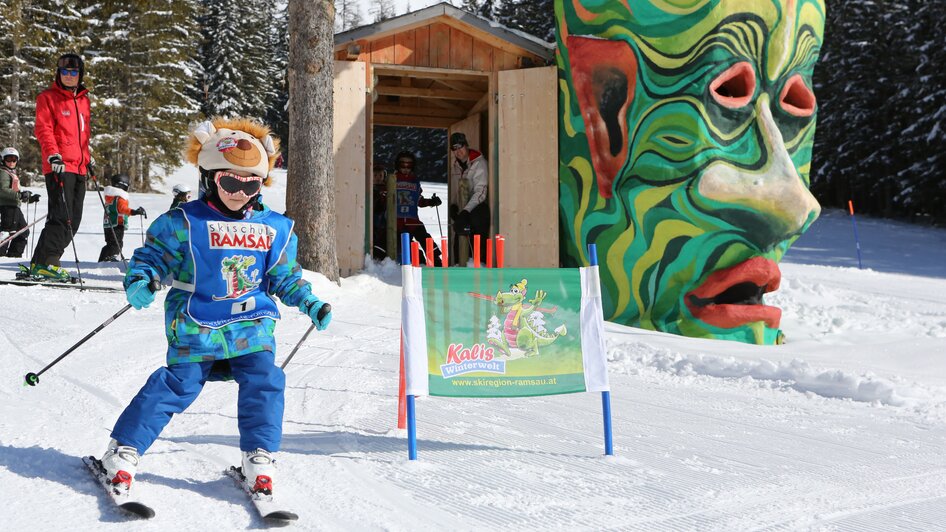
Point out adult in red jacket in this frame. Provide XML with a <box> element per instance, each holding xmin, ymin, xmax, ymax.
<box><xmin>29</xmin><ymin>53</ymin><xmax>93</xmax><ymax>281</ymax></box>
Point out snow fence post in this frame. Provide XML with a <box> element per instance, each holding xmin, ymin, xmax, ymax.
<box><xmin>401</xmin><ymin>232</ymin><xmax>419</xmax><ymax>460</ymax></box>
<box><xmin>588</xmin><ymin>243</ymin><xmax>614</xmax><ymax>456</ymax></box>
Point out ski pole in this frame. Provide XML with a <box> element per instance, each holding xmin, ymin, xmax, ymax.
<box><xmin>24</xmin><ymin>278</ymin><xmax>161</xmax><ymax>386</ymax></box>
<box><xmin>139</xmin><ymin>212</ymin><xmax>145</xmax><ymax>245</ymax></box>
<box><xmin>434</xmin><ymin>200</ymin><xmax>444</xmax><ymax>239</ymax></box>
<box><xmin>89</xmin><ymin>174</ymin><xmax>129</xmax><ymax>269</ymax></box>
<box><xmin>56</xmin><ymin>173</ymin><xmax>85</xmax><ymax>288</ymax></box>
<box><xmin>0</xmin><ymin>214</ymin><xmax>46</xmax><ymax>249</ymax></box>
<box><xmin>30</xmin><ymin>200</ymin><xmax>38</xmax><ymax>257</ymax></box>
<box><xmin>280</xmin><ymin>303</ymin><xmax>331</xmax><ymax>370</ymax></box>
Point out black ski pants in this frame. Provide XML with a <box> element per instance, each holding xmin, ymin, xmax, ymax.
<box><xmin>98</xmin><ymin>225</ymin><xmax>125</xmax><ymax>262</ymax></box>
<box><xmin>0</xmin><ymin>205</ymin><xmax>28</xmax><ymax>257</ymax></box>
<box><xmin>31</xmin><ymin>172</ymin><xmax>86</xmax><ymax>267</ymax></box>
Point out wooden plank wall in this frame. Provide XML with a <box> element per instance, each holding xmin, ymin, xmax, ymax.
<box><xmin>497</xmin><ymin>66</ymin><xmax>559</xmax><ymax>268</ymax></box>
<box><xmin>332</xmin><ymin>61</ymin><xmax>368</xmax><ymax>276</ymax></box>
<box><xmin>337</xmin><ymin>21</ymin><xmax>542</xmax><ymax>72</ymax></box>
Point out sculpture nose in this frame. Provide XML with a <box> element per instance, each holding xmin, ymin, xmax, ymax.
<box><xmin>697</xmin><ymin>95</ymin><xmax>820</xmax><ymax>248</ymax></box>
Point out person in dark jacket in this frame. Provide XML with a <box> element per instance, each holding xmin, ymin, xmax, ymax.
<box><xmin>29</xmin><ymin>53</ymin><xmax>93</xmax><ymax>281</ymax></box>
<box><xmin>392</xmin><ymin>151</ymin><xmax>442</xmax><ymax>266</ymax></box>
<box><xmin>0</xmin><ymin>147</ymin><xmax>40</xmax><ymax>257</ymax></box>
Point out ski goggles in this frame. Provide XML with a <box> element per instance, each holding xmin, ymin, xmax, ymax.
<box><xmin>59</xmin><ymin>68</ymin><xmax>80</xmax><ymax>76</ymax></box>
<box><xmin>3</xmin><ymin>155</ymin><xmax>17</xmax><ymax>163</ymax></box>
<box><xmin>214</xmin><ymin>170</ymin><xmax>262</xmax><ymax>197</ymax></box>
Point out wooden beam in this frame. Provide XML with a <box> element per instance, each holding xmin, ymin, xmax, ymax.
<box><xmin>467</xmin><ymin>91</ymin><xmax>490</xmax><ymax>117</ymax></box>
<box><xmin>374</xmin><ymin>114</ymin><xmax>456</xmax><ymax>129</ymax></box>
<box><xmin>432</xmin><ymin>78</ymin><xmax>482</xmax><ymax>92</ymax></box>
<box><xmin>375</xmin><ymin>85</ymin><xmax>484</xmax><ymax>101</ymax></box>
<box><xmin>371</xmin><ymin>64</ymin><xmax>489</xmax><ymax>82</ymax></box>
<box><xmin>374</xmin><ymin>104</ymin><xmax>466</xmax><ymax>118</ymax></box>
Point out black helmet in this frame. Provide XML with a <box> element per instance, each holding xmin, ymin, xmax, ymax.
<box><xmin>111</xmin><ymin>173</ymin><xmax>130</xmax><ymax>191</ymax></box>
<box><xmin>395</xmin><ymin>151</ymin><xmax>415</xmax><ymax>173</ymax></box>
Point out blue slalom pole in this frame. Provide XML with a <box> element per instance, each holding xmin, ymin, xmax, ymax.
<box><xmin>588</xmin><ymin>243</ymin><xmax>614</xmax><ymax>456</ymax></box>
<box><xmin>401</xmin><ymin>232</ymin><xmax>418</xmax><ymax>460</ymax></box>
<box><xmin>847</xmin><ymin>200</ymin><xmax>863</xmax><ymax>270</ymax></box>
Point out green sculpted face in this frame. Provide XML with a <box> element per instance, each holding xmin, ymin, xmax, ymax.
<box><xmin>556</xmin><ymin>0</ymin><xmax>825</xmax><ymax>344</ymax></box>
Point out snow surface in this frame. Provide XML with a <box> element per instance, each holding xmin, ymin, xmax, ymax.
<box><xmin>2</xmin><ymin>166</ymin><xmax>946</xmax><ymax>530</ymax></box>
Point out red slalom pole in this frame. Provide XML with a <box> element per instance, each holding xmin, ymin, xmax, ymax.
<box><xmin>425</xmin><ymin>237</ymin><xmax>434</xmax><ymax>267</ymax></box>
<box><xmin>496</xmin><ymin>234</ymin><xmax>505</xmax><ymax>268</ymax></box>
<box><xmin>473</xmin><ymin>234</ymin><xmax>481</xmax><ymax>268</ymax></box>
<box><xmin>411</xmin><ymin>241</ymin><xmax>420</xmax><ymax>267</ymax></box>
<box><xmin>486</xmin><ymin>238</ymin><xmax>493</xmax><ymax>268</ymax></box>
<box><xmin>441</xmin><ymin>237</ymin><xmax>448</xmax><ymax>267</ymax></box>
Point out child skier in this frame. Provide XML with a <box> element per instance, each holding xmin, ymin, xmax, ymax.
<box><xmin>0</xmin><ymin>147</ymin><xmax>41</xmax><ymax>257</ymax></box>
<box><xmin>96</xmin><ymin>117</ymin><xmax>332</xmax><ymax>500</ymax></box>
<box><xmin>169</xmin><ymin>183</ymin><xmax>192</xmax><ymax>210</ymax></box>
<box><xmin>97</xmin><ymin>173</ymin><xmax>146</xmax><ymax>262</ymax></box>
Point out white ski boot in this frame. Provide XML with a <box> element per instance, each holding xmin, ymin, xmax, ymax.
<box><xmin>100</xmin><ymin>439</ymin><xmax>140</xmax><ymax>490</ymax></box>
<box><xmin>242</xmin><ymin>449</ymin><xmax>276</xmax><ymax>495</ymax></box>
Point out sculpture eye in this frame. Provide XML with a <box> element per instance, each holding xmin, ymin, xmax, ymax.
<box><xmin>710</xmin><ymin>62</ymin><xmax>756</xmax><ymax>109</ymax></box>
<box><xmin>779</xmin><ymin>74</ymin><xmax>816</xmax><ymax>117</ymax></box>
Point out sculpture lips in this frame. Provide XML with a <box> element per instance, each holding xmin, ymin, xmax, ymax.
<box><xmin>685</xmin><ymin>257</ymin><xmax>782</xmax><ymax>329</ymax></box>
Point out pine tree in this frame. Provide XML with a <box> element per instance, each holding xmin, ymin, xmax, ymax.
<box><xmin>199</xmin><ymin>0</ymin><xmax>272</xmax><ymax>118</ymax></box>
<box><xmin>493</xmin><ymin>0</ymin><xmax>554</xmax><ymax>42</ymax></box>
<box><xmin>335</xmin><ymin>0</ymin><xmax>362</xmax><ymax>32</ymax></box>
<box><xmin>266</xmin><ymin>2</ymin><xmax>289</xmax><ymax>154</ymax></box>
<box><xmin>369</xmin><ymin>0</ymin><xmax>395</xmax><ymax>23</ymax></box>
<box><xmin>85</xmin><ymin>0</ymin><xmax>202</xmax><ymax>188</ymax></box>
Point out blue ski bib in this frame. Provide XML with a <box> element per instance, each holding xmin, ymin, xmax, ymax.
<box><xmin>179</xmin><ymin>201</ymin><xmax>294</xmax><ymax>328</ymax></box>
<box><xmin>395</xmin><ymin>181</ymin><xmax>421</xmax><ymax>219</ymax></box>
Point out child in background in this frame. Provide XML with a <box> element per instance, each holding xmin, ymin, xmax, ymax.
<box><xmin>98</xmin><ymin>173</ymin><xmax>145</xmax><ymax>262</ymax></box>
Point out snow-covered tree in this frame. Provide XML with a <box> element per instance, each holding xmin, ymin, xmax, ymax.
<box><xmin>199</xmin><ymin>0</ymin><xmax>273</xmax><ymax>118</ymax></box>
<box><xmin>334</xmin><ymin>0</ymin><xmax>362</xmax><ymax>32</ymax></box>
<box><xmin>368</xmin><ymin>0</ymin><xmax>395</xmax><ymax>23</ymax></box>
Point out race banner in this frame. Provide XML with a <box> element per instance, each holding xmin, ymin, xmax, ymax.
<box><xmin>402</xmin><ymin>266</ymin><xmax>609</xmax><ymax>398</ymax></box>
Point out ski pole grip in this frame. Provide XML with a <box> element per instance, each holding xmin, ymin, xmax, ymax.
<box><xmin>148</xmin><ymin>279</ymin><xmax>162</xmax><ymax>293</ymax></box>
<box><xmin>317</xmin><ymin>303</ymin><xmax>332</xmax><ymax>322</ymax></box>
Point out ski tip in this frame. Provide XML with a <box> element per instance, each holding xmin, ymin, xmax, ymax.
<box><xmin>263</xmin><ymin>510</ymin><xmax>299</xmax><ymax>521</ymax></box>
<box><xmin>120</xmin><ymin>501</ymin><xmax>156</xmax><ymax>519</ymax></box>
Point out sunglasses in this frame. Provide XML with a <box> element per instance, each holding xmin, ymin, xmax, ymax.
<box><xmin>215</xmin><ymin>171</ymin><xmax>262</xmax><ymax>197</ymax></box>
<box><xmin>3</xmin><ymin>156</ymin><xmax>17</xmax><ymax>162</ymax></box>
<box><xmin>59</xmin><ymin>68</ymin><xmax>80</xmax><ymax>76</ymax></box>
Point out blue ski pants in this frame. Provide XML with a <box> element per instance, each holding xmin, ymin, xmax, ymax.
<box><xmin>111</xmin><ymin>351</ymin><xmax>285</xmax><ymax>454</ymax></box>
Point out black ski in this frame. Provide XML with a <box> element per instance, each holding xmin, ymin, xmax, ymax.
<box><xmin>0</xmin><ymin>278</ymin><xmax>122</xmax><ymax>293</ymax></box>
<box><xmin>82</xmin><ymin>456</ymin><xmax>155</xmax><ymax>519</ymax></box>
<box><xmin>225</xmin><ymin>466</ymin><xmax>298</xmax><ymax>522</ymax></box>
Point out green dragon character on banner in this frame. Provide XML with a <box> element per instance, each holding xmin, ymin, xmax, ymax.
<box><xmin>556</xmin><ymin>0</ymin><xmax>825</xmax><ymax>344</ymax></box>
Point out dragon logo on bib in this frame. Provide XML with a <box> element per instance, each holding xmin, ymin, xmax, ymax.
<box><xmin>213</xmin><ymin>255</ymin><xmax>261</xmax><ymax>301</ymax></box>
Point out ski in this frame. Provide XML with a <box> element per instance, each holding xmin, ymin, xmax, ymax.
<box><xmin>225</xmin><ymin>466</ymin><xmax>299</xmax><ymax>522</ymax></box>
<box><xmin>0</xmin><ymin>278</ymin><xmax>121</xmax><ymax>293</ymax></box>
<box><xmin>82</xmin><ymin>456</ymin><xmax>155</xmax><ymax>519</ymax></box>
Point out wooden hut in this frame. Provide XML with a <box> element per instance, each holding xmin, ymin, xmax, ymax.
<box><xmin>332</xmin><ymin>2</ymin><xmax>558</xmax><ymax>275</ymax></box>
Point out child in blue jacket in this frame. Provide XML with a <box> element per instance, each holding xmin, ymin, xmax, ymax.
<box><xmin>96</xmin><ymin>117</ymin><xmax>331</xmax><ymax>498</ymax></box>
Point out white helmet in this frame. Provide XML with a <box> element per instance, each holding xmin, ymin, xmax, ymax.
<box><xmin>1</xmin><ymin>147</ymin><xmax>19</xmax><ymax>160</ymax></box>
<box><xmin>172</xmin><ymin>184</ymin><xmax>192</xmax><ymax>195</ymax></box>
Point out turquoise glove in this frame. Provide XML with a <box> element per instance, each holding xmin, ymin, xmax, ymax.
<box><xmin>302</xmin><ymin>296</ymin><xmax>332</xmax><ymax>331</ymax></box>
<box><xmin>125</xmin><ymin>277</ymin><xmax>155</xmax><ymax>310</ymax></box>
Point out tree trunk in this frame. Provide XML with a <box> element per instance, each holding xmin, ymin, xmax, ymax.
<box><xmin>286</xmin><ymin>0</ymin><xmax>339</xmax><ymax>282</ymax></box>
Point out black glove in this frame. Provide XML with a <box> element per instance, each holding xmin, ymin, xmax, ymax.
<box><xmin>19</xmin><ymin>191</ymin><xmax>31</xmax><ymax>203</ymax></box>
<box><xmin>29</xmin><ymin>193</ymin><xmax>41</xmax><ymax>203</ymax></box>
<box><xmin>428</xmin><ymin>194</ymin><xmax>442</xmax><ymax>207</ymax></box>
<box><xmin>133</xmin><ymin>206</ymin><xmax>147</xmax><ymax>217</ymax></box>
<box><xmin>87</xmin><ymin>158</ymin><xmax>96</xmax><ymax>178</ymax></box>
<box><xmin>455</xmin><ymin>209</ymin><xmax>472</xmax><ymax>235</ymax></box>
<box><xmin>48</xmin><ymin>154</ymin><xmax>65</xmax><ymax>174</ymax></box>
<box><xmin>449</xmin><ymin>203</ymin><xmax>459</xmax><ymax>221</ymax></box>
